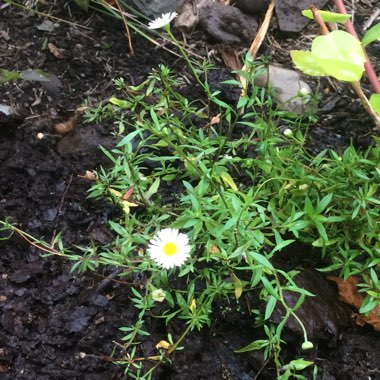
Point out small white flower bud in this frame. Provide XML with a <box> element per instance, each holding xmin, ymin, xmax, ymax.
<box><xmin>37</xmin><ymin>132</ymin><xmax>45</xmax><ymax>140</ymax></box>
<box><xmin>298</xmin><ymin>87</ymin><xmax>310</xmax><ymax>97</ymax></box>
<box><xmin>152</xmin><ymin>289</ymin><xmax>166</xmax><ymax>302</ymax></box>
<box><xmin>283</xmin><ymin>128</ymin><xmax>293</xmax><ymax>137</ymax></box>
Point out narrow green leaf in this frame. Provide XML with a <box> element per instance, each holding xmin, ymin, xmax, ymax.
<box><xmin>302</xmin><ymin>9</ymin><xmax>351</xmax><ymax>23</ymax></box>
<box><xmin>264</xmin><ymin>296</ymin><xmax>277</xmax><ymax>320</ymax></box>
<box><xmin>359</xmin><ymin>299</ymin><xmax>377</xmax><ymax>314</ymax></box>
<box><xmin>235</xmin><ymin>340</ymin><xmax>269</xmax><ymax>353</ymax></box>
<box><xmin>271</xmin><ymin>239</ymin><xmax>295</xmax><ymax>254</ymax></box>
<box><xmin>316</xmin><ymin>193</ymin><xmax>333</xmax><ymax>213</ymax></box>
<box><xmin>261</xmin><ymin>277</ymin><xmax>278</xmax><ymax>298</ymax></box>
<box><xmin>286</xmin><ymin>358</ymin><xmax>314</xmax><ymax>371</ymax></box>
<box><xmin>109</xmin><ymin>97</ymin><xmax>131</xmax><ymax>109</ymax></box>
<box><xmin>145</xmin><ymin>178</ymin><xmax>160</xmax><ymax>201</ymax></box>
<box><xmin>369</xmin><ymin>94</ymin><xmax>380</xmax><ymax>116</ymax></box>
<box><xmin>250</xmin><ymin>252</ymin><xmax>275</xmax><ymax>271</ymax></box>
<box><xmin>362</xmin><ymin>23</ymin><xmax>380</xmax><ymax>47</ymax></box>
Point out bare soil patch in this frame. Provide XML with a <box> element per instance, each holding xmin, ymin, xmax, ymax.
<box><xmin>1</xmin><ymin>3</ymin><xmax>379</xmax><ymax>379</ymax></box>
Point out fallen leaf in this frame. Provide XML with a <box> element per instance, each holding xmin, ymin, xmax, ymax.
<box><xmin>210</xmin><ymin>113</ymin><xmax>221</xmax><ymax>125</ymax></box>
<box><xmin>328</xmin><ymin>276</ymin><xmax>380</xmax><ymax>331</ymax></box>
<box><xmin>48</xmin><ymin>42</ymin><xmax>65</xmax><ymax>59</ymax></box>
<box><xmin>0</xmin><ymin>363</ymin><xmax>10</xmax><ymax>373</ymax></box>
<box><xmin>54</xmin><ymin>119</ymin><xmax>75</xmax><ymax>135</ymax></box>
<box><xmin>78</xmin><ymin>170</ymin><xmax>97</xmax><ymax>181</ymax></box>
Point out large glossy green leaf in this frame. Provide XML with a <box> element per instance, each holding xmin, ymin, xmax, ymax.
<box><xmin>362</xmin><ymin>23</ymin><xmax>380</xmax><ymax>47</ymax></box>
<box><xmin>292</xmin><ymin>31</ymin><xmax>366</xmax><ymax>82</ymax></box>
<box><xmin>290</xmin><ymin>50</ymin><xmax>326</xmax><ymax>76</ymax></box>
<box><xmin>312</xmin><ymin>31</ymin><xmax>365</xmax><ymax>67</ymax></box>
<box><xmin>317</xmin><ymin>59</ymin><xmax>365</xmax><ymax>82</ymax></box>
<box><xmin>302</xmin><ymin>9</ymin><xmax>351</xmax><ymax>23</ymax></box>
<box><xmin>369</xmin><ymin>94</ymin><xmax>380</xmax><ymax>116</ymax></box>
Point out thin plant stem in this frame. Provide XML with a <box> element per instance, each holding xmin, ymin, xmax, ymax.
<box><xmin>113</xmin><ymin>0</ymin><xmax>134</xmax><ymax>55</ymax></box>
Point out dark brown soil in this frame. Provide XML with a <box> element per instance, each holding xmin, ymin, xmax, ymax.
<box><xmin>1</xmin><ymin>2</ymin><xmax>380</xmax><ymax>379</ymax></box>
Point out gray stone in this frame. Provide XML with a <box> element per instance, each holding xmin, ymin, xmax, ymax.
<box><xmin>254</xmin><ymin>65</ymin><xmax>312</xmax><ymax>114</ymax></box>
<box><xmin>198</xmin><ymin>1</ymin><xmax>258</xmax><ymax>44</ymax></box>
<box><xmin>276</xmin><ymin>0</ymin><xmax>329</xmax><ymax>32</ymax></box>
<box><xmin>128</xmin><ymin>0</ymin><xmax>186</xmax><ymax>18</ymax></box>
<box><xmin>234</xmin><ymin>0</ymin><xmax>271</xmax><ymax>15</ymax></box>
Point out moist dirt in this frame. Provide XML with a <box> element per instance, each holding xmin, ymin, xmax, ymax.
<box><xmin>1</xmin><ymin>3</ymin><xmax>380</xmax><ymax>379</ymax></box>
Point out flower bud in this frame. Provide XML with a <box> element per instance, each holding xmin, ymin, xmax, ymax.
<box><xmin>283</xmin><ymin>128</ymin><xmax>293</xmax><ymax>137</ymax></box>
<box><xmin>302</xmin><ymin>341</ymin><xmax>314</xmax><ymax>350</ymax></box>
<box><xmin>152</xmin><ymin>289</ymin><xmax>166</xmax><ymax>302</ymax></box>
<box><xmin>298</xmin><ymin>87</ymin><xmax>310</xmax><ymax>97</ymax></box>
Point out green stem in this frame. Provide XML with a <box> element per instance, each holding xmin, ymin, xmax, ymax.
<box><xmin>144</xmin><ymin>123</ymin><xmax>229</xmax><ymax>208</ymax></box>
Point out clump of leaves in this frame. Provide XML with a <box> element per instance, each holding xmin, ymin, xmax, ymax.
<box><xmin>291</xmin><ymin>8</ymin><xmax>380</xmax><ymax>126</ymax></box>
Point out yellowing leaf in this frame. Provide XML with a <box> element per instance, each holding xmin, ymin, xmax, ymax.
<box><xmin>189</xmin><ymin>298</ymin><xmax>197</xmax><ymax>313</ymax></box>
<box><xmin>230</xmin><ymin>272</ymin><xmax>243</xmax><ymax>299</ymax></box>
<box><xmin>109</xmin><ymin>188</ymin><xmax>122</xmax><ymax>197</ymax></box>
<box><xmin>209</xmin><ymin>243</ymin><xmax>221</xmax><ymax>254</ymax></box>
<box><xmin>221</xmin><ymin>172</ymin><xmax>238</xmax><ymax>191</ymax></box>
<box><xmin>156</xmin><ymin>340</ymin><xmax>171</xmax><ymax>350</ymax></box>
<box><xmin>121</xmin><ymin>200</ymin><xmax>138</xmax><ymax>214</ymax></box>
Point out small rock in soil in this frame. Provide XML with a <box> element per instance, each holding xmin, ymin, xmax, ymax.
<box><xmin>198</xmin><ymin>0</ymin><xmax>258</xmax><ymax>44</ymax></box>
<box><xmin>276</xmin><ymin>0</ymin><xmax>329</xmax><ymax>32</ymax></box>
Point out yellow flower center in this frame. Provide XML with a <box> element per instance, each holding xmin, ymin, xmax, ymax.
<box><xmin>163</xmin><ymin>242</ymin><xmax>177</xmax><ymax>256</ymax></box>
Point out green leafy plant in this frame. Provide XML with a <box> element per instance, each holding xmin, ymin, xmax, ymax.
<box><xmin>291</xmin><ymin>6</ymin><xmax>380</xmax><ymax>127</ymax></box>
<box><xmin>2</xmin><ymin>9</ymin><xmax>380</xmax><ymax>380</ymax></box>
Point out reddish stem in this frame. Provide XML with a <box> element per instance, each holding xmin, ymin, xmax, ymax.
<box><xmin>334</xmin><ymin>0</ymin><xmax>380</xmax><ymax>94</ymax></box>
<box><xmin>311</xmin><ymin>6</ymin><xmax>329</xmax><ymax>35</ymax></box>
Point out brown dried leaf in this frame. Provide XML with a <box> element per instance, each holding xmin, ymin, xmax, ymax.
<box><xmin>209</xmin><ymin>244</ymin><xmax>221</xmax><ymax>254</ymax></box>
<box><xmin>210</xmin><ymin>113</ymin><xmax>221</xmax><ymax>125</ymax></box>
<box><xmin>328</xmin><ymin>275</ymin><xmax>380</xmax><ymax>331</ymax></box>
<box><xmin>54</xmin><ymin>119</ymin><xmax>75</xmax><ymax>135</ymax></box>
<box><xmin>48</xmin><ymin>42</ymin><xmax>65</xmax><ymax>59</ymax></box>
<box><xmin>78</xmin><ymin>170</ymin><xmax>97</xmax><ymax>181</ymax></box>
<box><xmin>220</xmin><ymin>47</ymin><xmax>242</xmax><ymax>71</ymax></box>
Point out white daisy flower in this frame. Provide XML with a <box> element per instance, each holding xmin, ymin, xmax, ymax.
<box><xmin>148</xmin><ymin>228</ymin><xmax>191</xmax><ymax>269</ymax></box>
<box><xmin>148</xmin><ymin>12</ymin><xmax>177</xmax><ymax>30</ymax></box>
<box><xmin>151</xmin><ymin>288</ymin><xmax>166</xmax><ymax>302</ymax></box>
